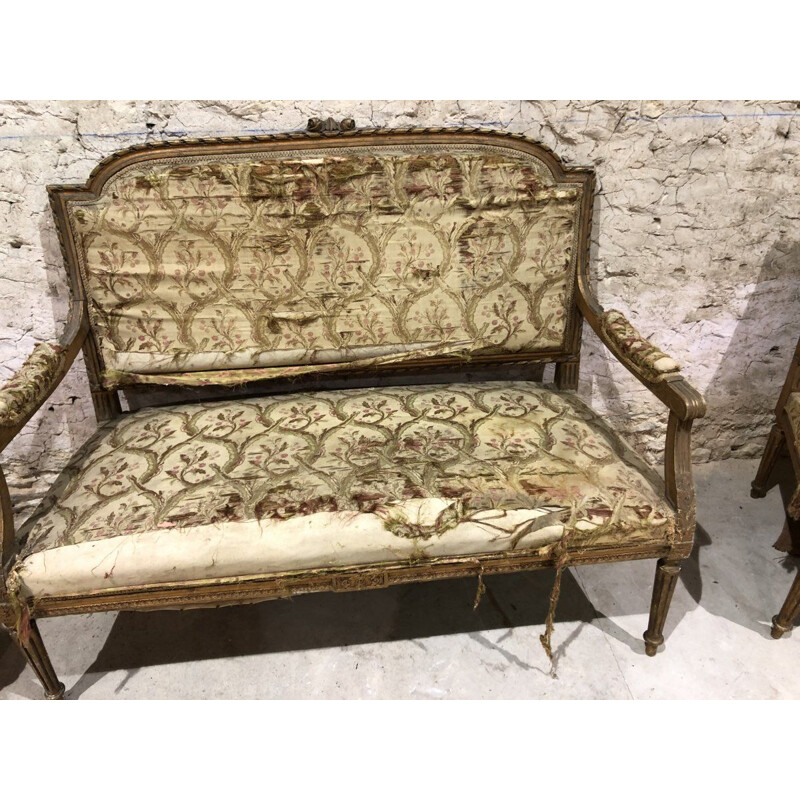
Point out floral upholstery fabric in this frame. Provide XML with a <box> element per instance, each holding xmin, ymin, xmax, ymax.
<box><xmin>14</xmin><ymin>382</ymin><xmax>674</xmax><ymax>598</ymax></box>
<box><xmin>101</xmin><ymin>336</ymin><xmax>497</xmax><ymax>388</ymax></box>
<box><xmin>65</xmin><ymin>145</ymin><xmax>584</xmax><ymax>387</ymax></box>
<box><xmin>601</xmin><ymin>310</ymin><xmax>680</xmax><ymax>382</ymax></box>
<box><xmin>0</xmin><ymin>342</ymin><xmax>66</xmax><ymax>428</ymax></box>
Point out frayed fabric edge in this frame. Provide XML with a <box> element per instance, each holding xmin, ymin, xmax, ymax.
<box><xmin>472</xmin><ymin>563</ymin><xmax>486</xmax><ymax>610</ymax></box>
<box><xmin>468</xmin><ymin>537</ymin><xmax>570</xmax><ymax>678</ymax></box>
<box><xmin>5</xmin><ymin>570</ymin><xmax>31</xmax><ymax>646</ymax></box>
<box><xmin>539</xmin><ymin>538</ymin><xmax>570</xmax><ymax>678</ymax></box>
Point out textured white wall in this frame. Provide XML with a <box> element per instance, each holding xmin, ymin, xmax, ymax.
<box><xmin>1</xmin><ymin>100</ymin><xmax>799</xmax><ymax>517</ymax></box>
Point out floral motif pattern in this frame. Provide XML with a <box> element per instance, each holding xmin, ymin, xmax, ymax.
<box><xmin>17</xmin><ymin>382</ymin><xmax>674</xmax><ymax>567</ymax></box>
<box><xmin>601</xmin><ymin>310</ymin><xmax>680</xmax><ymax>382</ymax></box>
<box><xmin>0</xmin><ymin>342</ymin><xmax>66</xmax><ymax>428</ymax></box>
<box><xmin>66</xmin><ymin>147</ymin><xmax>583</xmax><ymax>386</ymax></box>
<box><xmin>101</xmin><ymin>336</ymin><xmax>498</xmax><ymax>388</ymax></box>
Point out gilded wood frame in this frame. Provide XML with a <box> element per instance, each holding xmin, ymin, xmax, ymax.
<box><xmin>752</xmin><ymin>336</ymin><xmax>800</xmax><ymax>636</ymax></box>
<box><xmin>0</xmin><ymin>122</ymin><xmax>706</xmax><ymax>697</ymax></box>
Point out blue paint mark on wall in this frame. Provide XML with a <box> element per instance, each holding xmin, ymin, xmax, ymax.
<box><xmin>626</xmin><ymin>112</ymin><xmax>800</xmax><ymax>122</ymax></box>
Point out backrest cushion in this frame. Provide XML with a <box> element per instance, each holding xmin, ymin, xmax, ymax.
<box><xmin>64</xmin><ymin>141</ymin><xmax>585</xmax><ymax>384</ymax></box>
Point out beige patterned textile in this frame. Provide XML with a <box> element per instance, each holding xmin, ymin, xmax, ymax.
<box><xmin>601</xmin><ymin>310</ymin><xmax>680</xmax><ymax>382</ymax></box>
<box><xmin>0</xmin><ymin>342</ymin><xmax>67</xmax><ymax>428</ymax></box>
<box><xmin>14</xmin><ymin>382</ymin><xmax>673</xmax><ymax>597</ymax></box>
<box><xmin>65</xmin><ymin>146</ymin><xmax>584</xmax><ymax>386</ymax></box>
<box><xmin>101</xmin><ymin>336</ymin><xmax>497</xmax><ymax>388</ymax></box>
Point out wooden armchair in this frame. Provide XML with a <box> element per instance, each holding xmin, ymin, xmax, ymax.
<box><xmin>751</xmin><ymin>336</ymin><xmax>800</xmax><ymax>637</ymax></box>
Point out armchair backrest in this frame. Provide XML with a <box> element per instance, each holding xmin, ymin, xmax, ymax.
<box><xmin>48</xmin><ymin>125</ymin><xmax>595</xmax><ymax>391</ymax></box>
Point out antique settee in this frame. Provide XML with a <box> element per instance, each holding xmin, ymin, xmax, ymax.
<box><xmin>0</xmin><ymin>119</ymin><xmax>706</xmax><ymax>698</ymax></box>
<box><xmin>752</xmin><ymin>336</ymin><xmax>800</xmax><ymax>638</ymax></box>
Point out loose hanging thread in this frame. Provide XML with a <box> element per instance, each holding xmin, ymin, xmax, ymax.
<box><xmin>473</xmin><ymin>563</ymin><xmax>486</xmax><ymax>610</ymax></box>
<box><xmin>470</xmin><ymin>542</ymin><xmax>570</xmax><ymax>678</ymax></box>
<box><xmin>540</xmin><ymin>539</ymin><xmax>570</xmax><ymax>678</ymax></box>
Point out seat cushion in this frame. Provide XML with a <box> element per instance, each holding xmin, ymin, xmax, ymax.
<box><xmin>14</xmin><ymin>382</ymin><xmax>674</xmax><ymax>598</ymax></box>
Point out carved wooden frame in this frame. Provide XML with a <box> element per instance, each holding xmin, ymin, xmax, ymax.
<box><xmin>0</xmin><ymin>122</ymin><xmax>706</xmax><ymax>697</ymax></box>
<box><xmin>752</xmin><ymin>335</ymin><xmax>800</xmax><ymax>636</ymax></box>
<box><xmin>47</xmin><ymin>125</ymin><xmax>595</xmax><ymax>409</ymax></box>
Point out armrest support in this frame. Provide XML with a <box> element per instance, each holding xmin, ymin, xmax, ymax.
<box><xmin>576</xmin><ymin>287</ymin><xmax>705</xmax><ymax>553</ymax></box>
<box><xmin>0</xmin><ymin>299</ymin><xmax>88</xmax><ymax>584</ymax></box>
<box><xmin>0</xmin><ymin>300</ymin><xmax>88</xmax><ymax>451</ymax></box>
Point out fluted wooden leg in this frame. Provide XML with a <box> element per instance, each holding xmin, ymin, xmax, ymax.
<box><xmin>11</xmin><ymin>619</ymin><xmax>65</xmax><ymax>699</ymax></box>
<box><xmin>771</xmin><ymin>569</ymin><xmax>800</xmax><ymax>639</ymax></box>
<box><xmin>554</xmin><ymin>360</ymin><xmax>579</xmax><ymax>390</ymax></box>
<box><xmin>643</xmin><ymin>558</ymin><xmax>682</xmax><ymax>656</ymax></box>
<box><xmin>751</xmin><ymin>424</ymin><xmax>784</xmax><ymax>498</ymax></box>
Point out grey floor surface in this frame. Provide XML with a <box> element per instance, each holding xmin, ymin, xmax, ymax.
<box><xmin>1</xmin><ymin>457</ymin><xmax>799</xmax><ymax>700</ymax></box>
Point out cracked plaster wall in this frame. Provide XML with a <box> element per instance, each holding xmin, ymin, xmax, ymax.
<box><xmin>1</xmin><ymin>100</ymin><xmax>799</xmax><ymax>519</ymax></box>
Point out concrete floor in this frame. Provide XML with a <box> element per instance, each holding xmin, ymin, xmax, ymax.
<box><xmin>1</xmin><ymin>457</ymin><xmax>799</xmax><ymax>700</ymax></box>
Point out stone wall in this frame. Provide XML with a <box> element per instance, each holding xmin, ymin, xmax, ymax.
<box><xmin>2</xmin><ymin>100</ymin><xmax>799</xmax><ymax>517</ymax></box>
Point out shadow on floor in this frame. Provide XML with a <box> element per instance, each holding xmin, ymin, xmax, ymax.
<box><xmin>700</xmin><ymin>237</ymin><xmax>800</xmax><ymax>463</ymax></box>
<box><xmin>1</xmin><ymin>565</ymin><xmax>649</xmax><ymax>699</ymax></box>
<box><xmin>0</xmin><ymin>633</ymin><xmax>25</xmax><ymax>693</ymax></box>
<box><xmin>678</xmin><ymin>521</ymin><xmax>711</xmax><ymax>608</ymax></box>
<box><xmin>689</xmin><ymin>456</ymin><xmax>800</xmax><ymax>638</ymax></box>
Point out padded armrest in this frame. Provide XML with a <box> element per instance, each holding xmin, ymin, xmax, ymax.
<box><xmin>600</xmin><ymin>309</ymin><xmax>681</xmax><ymax>383</ymax></box>
<box><xmin>0</xmin><ymin>300</ymin><xmax>88</xmax><ymax>449</ymax></box>
<box><xmin>576</xmin><ymin>285</ymin><xmax>705</xmax><ymax>422</ymax></box>
<box><xmin>0</xmin><ymin>342</ymin><xmax>68</xmax><ymax>429</ymax></box>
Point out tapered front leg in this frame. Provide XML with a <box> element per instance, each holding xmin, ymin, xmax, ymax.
<box><xmin>643</xmin><ymin>558</ymin><xmax>682</xmax><ymax>656</ymax></box>
<box><xmin>771</xmin><ymin>569</ymin><xmax>800</xmax><ymax>639</ymax></box>
<box><xmin>11</xmin><ymin>618</ymin><xmax>65</xmax><ymax>699</ymax></box>
<box><xmin>751</xmin><ymin>424</ymin><xmax>784</xmax><ymax>498</ymax></box>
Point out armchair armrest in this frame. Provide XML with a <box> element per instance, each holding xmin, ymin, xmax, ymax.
<box><xmin>0</xmin><ymin>299</ymin><xmax>88</xmax><ymax>450</ymax></box>
<box><xmin>600</xmin><ymin>309</ymin><xmax>681</xmax><ymax>383</ymax></box>
<box><xmin>0</xmin><ymin>343</ymin><xmax>68</xmax><ymax>427</ymax></box>
<box><xmin>577</xmin><ymin>290</ymin><xmax>706</xmax><ymax>422</ymax></box>
<box><xmin>0</xmin><ymin>298</ymin><xmax>88</xmax><ymax>582</ymax></box>
<box><xmin>596</xmin><ymin>308</ymin><xmax>705</xmax><ymax>422</ymax></box>
<box><xmin>576</xmin><ymin>286</ymin><xmax>705</xmax><ymax>554</ymax></box>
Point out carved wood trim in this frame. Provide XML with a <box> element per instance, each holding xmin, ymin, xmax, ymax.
<box><xmin>48</xmin><ymin>126</ymin><xmax>593</xmax><ymax>201</ymax></box>
<box><xmin>307</xmin><ymin>117</ymin><xmax>356</xmax><ymax>133</ymax></box>
<box><xmin>30</xmin><ymin>540</ymin><xmax>670</xmax><ymax>618</ymax></box>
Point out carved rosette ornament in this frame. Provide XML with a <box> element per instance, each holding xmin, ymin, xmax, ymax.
<box><xmin>307</xmin><ymin>117</ymin><xmax>356</xmax><ymax>134</ymax></box>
